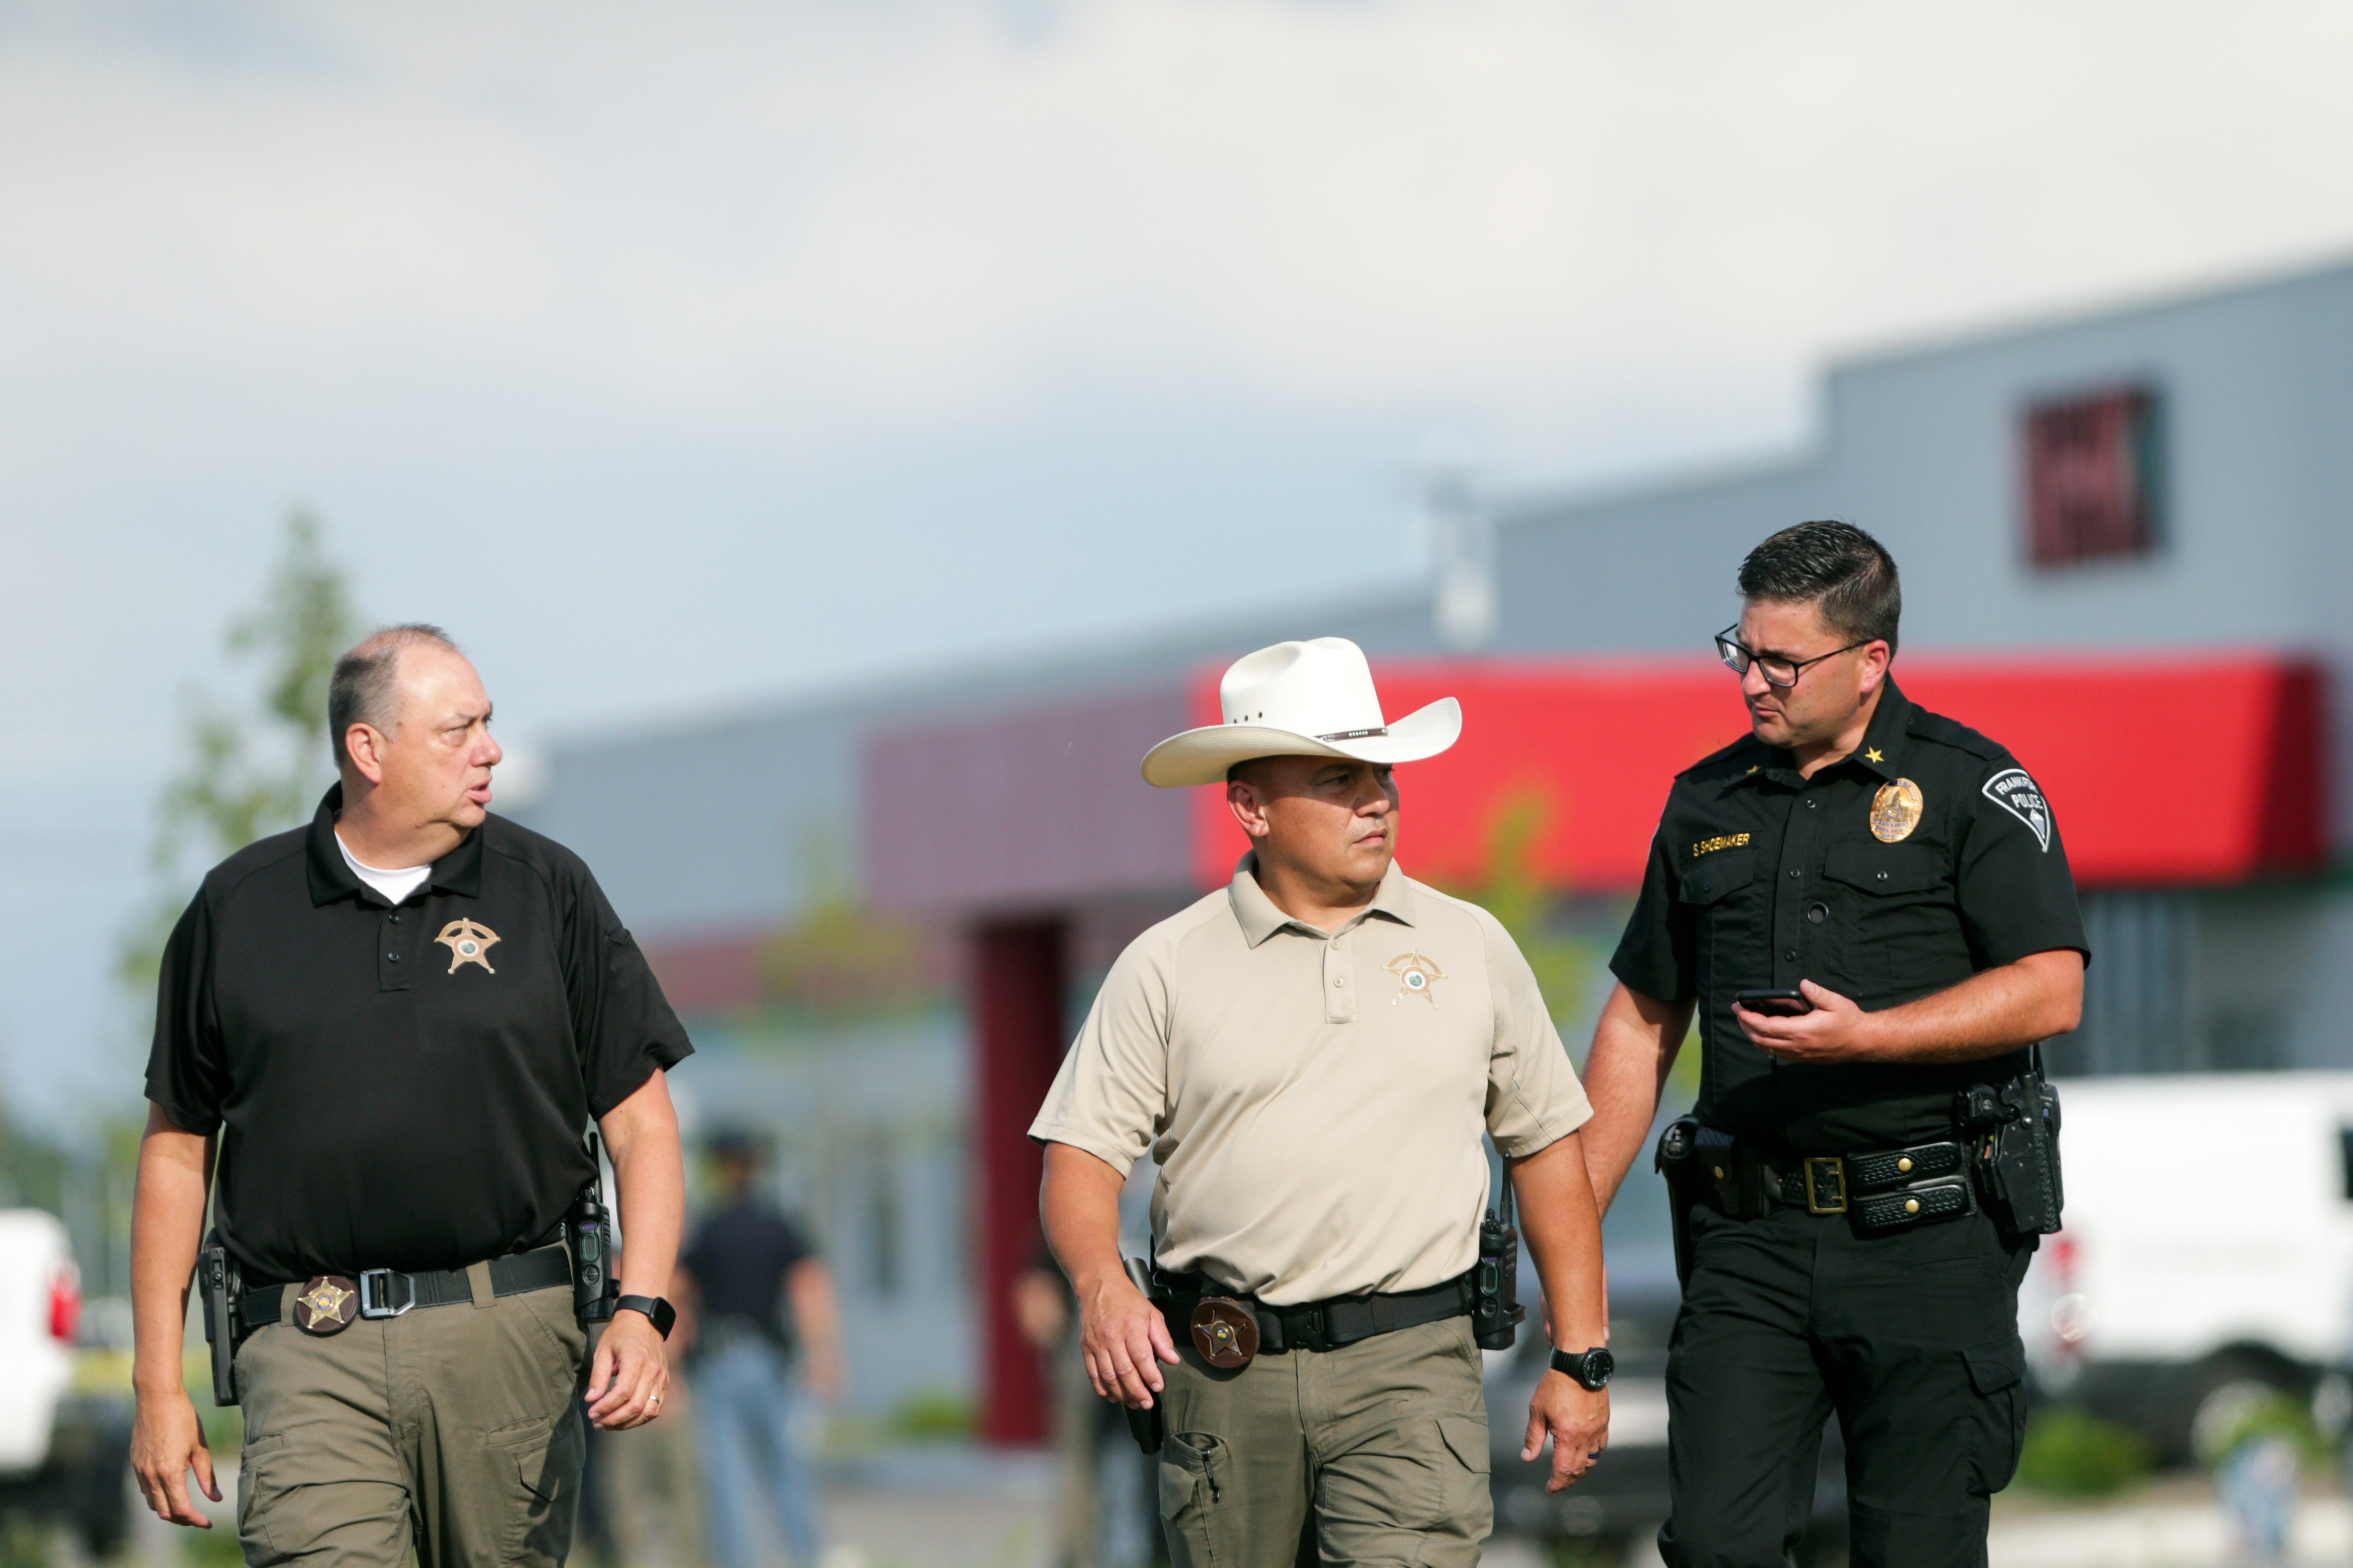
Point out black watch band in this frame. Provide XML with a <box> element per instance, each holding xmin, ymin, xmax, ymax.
<box><xmin>614</xmin><ymin>1295</ymin><xmax>677</xmax><ymax>1340</ymax></box>
<box><xmin>1550</xmin><ymin>1346</ymin><xmax>1615</xmax><ymax>1390</ymax></box>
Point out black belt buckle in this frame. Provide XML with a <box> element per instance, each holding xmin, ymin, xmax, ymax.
<box><xmin>358</xmin><ymin>1268</ymin><xmax>416</xmax><ymax>1319</ymax></box>
<box><xmin>1804</xmin><ymin>1157</ymin><xmax>1848</xmax><ymax>1215</ymax></box>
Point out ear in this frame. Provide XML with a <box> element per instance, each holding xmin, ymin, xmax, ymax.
<box><xmin>344</xmin><ymin>723</ymin><xmax>390</xmax><ymax>787</ymax></box>
<box><xmin>1856</xmin><ymin>640</ymin><xmax>1893</xmax><ymax>696</ymax></box>
<box><xmin>1225</xmin><ymin>778</ymin><xmax>1273</xmax><ymax>841</ymax></box>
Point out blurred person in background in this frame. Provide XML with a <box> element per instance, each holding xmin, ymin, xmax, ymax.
<box><xmin>578</xmin><ymin>1241</ymin><xmax>710</xmax><ymax>1568</ymax></box>
<box><xmin>1034</xmin><ymin>638</ymin><xmax>1613</xmax><ymax>1568</ymax></box>
<box><xmin>679</xmin><ymin>1129</ymin><xmax>845</xmax><ymax>1568</ymax></box>
<box><xmin>130</xmin><ymin>623</ymin><xmax>691</xmax><ymax>1567</ymax></box>
<box><xmin>1579</xmin><ymin>523</ymin><xmax>2088</xmax><ymax>1568</ymax></box>
<box><xmin>1018</xmin><ymin>1240</ymin><xmax>1153</xmax><ymax>1568</ymax></box>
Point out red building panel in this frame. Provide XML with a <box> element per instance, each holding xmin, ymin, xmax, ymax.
<box><xmin>1188</xmin><ymin>654</ymin><xmax>2328</xmax><ymax>892</ymax></box>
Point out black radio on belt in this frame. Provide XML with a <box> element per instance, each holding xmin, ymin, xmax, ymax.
<box><xmin>1470</xmin><ymin>1162</ymin><xmax>1525</xmax><ymax>1351</ymax></box>
<box><xmin>1954</xmin><ymin>1067</ymin><xmax>2064</xmax><ymax>1236</ymax></box>
<box><xmin>567</xmin><ymin>1133</ymin><xmax>618</xmax><ymax>1326</ymax></box>
<box><xmin>198</xmin><ymin>1233</ymin><xmax>244</xmax><ymax>1407</ymax></box>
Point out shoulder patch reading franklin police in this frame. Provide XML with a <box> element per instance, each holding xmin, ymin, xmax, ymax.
<box><xmin>1982</xmin><ymin>768</ymin><xmax>2052</xmax><ymax>851</ymax></box>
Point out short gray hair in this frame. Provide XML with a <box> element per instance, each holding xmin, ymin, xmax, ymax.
<box><xmin>328</xmin><ymin>624</ymin><xmax>461</xmax><ymax>768</ymax></box>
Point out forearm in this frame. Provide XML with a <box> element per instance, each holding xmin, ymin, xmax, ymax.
<box><xmin>599</xmin><ymin>1072</ymin><xmax>685</xmax><ymax>1299</ymax></box>
<box><xmin>1040</xmin><ymin>1143</ymin><xmax>1129</xmax><ymax>1293</ymax></box>
<box><xmin>1579</xmin><ymin>984</ymin><xmax>1692</xmax><ymax>1214</ymax></box>
<box><xmin>1860</xmin><ymin>951</ymin><xmax>2084</xmax><ymax>1063</ymax></box>
<box><xmin>1513</xmin><ymin>1133</ymin><xmax>1607</xmax><ymax>1348</ymax></box>
<box><xmin>787</xmin><ymin>1263</ymin><xmax>843</xmax><ymax>1365</ymax></box>
<box><xmin>130</xmin><ymin>1106</ymin><xmax>214</xmax><ymax>1398</ymax></box>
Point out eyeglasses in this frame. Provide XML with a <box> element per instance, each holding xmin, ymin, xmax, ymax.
<box><xmin>1714</xmin><ymin>625</ymin><xmax>1871</xmax><ymax>689</ymax></box>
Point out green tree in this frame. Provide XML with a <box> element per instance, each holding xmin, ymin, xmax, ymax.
<box><xmin>116</xmin><ymin>510</ymin><xmax>360</xmax><ymax>1000</ymax></box>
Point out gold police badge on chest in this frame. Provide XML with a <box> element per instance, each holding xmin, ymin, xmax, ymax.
<box><xmin>1870</xmin><ymin>778</ymin><xmax>1924</xmax><ymax>843</ymax></box>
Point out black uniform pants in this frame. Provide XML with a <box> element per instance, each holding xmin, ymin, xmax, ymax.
<box><xmin>1657</xmin><ymin>1199</ymin><xmax>2032</xmax><ymax>1568</ymax></box>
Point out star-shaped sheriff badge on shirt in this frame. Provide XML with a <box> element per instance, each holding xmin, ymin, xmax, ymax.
<box><xmin>436</xmin><ymin>917</ymin><xmax>500</xmax><ymax>974</ymax></box>
<box><xmin>1386</xmin><ymin>951</ymin><xmax>1444</xmax><ymax>1006</ymax></box>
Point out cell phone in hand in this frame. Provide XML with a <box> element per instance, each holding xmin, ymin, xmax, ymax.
<box><xmin>1735</xmin><ymin>988</ymin><xmax>1814</xmax><ymax>1017</ymax></box>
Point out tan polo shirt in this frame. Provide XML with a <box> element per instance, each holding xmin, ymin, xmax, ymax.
<box><xmin>1030</xmin><ymin>854</ymin><xmax>1592</xmax><ymax>1305</ymax></box>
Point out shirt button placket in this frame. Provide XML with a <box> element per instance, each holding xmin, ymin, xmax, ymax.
<box><xmin>380</xmin><ymin>905</ymin><xmax>415</xmax><ymax>992</ymax></box>
<box><xmin>1325</xmin><ymin>935</ymin><xmax>1355</xmax><ymax>1025</ymax></box>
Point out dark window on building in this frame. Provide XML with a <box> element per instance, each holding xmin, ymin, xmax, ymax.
<box><xmin>2339</xmin><ymin>1127</ymin><xmax>2353</xmax><ymax>1202</ymax></box>
<box><xmin>2023</xmin><ymin>385</ymin><xmax>2163</xmax><ymax>567</ymax></box>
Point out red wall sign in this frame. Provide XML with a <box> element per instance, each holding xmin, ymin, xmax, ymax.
<box><xmin>1189</xmin><ymin>654</ymin><xmax>2326</xmax><ymax>893</ymax></box>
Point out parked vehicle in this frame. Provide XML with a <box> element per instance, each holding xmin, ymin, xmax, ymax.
<box><xmin>2020</xmin><ymin>1071</ymin><xmax>2353</xmax><ymax>1464</ymax></box>
<box><xmin>0</xmin><ymin>1209</ymin><xmax>131</xmax><ymax>1555</ymax></box>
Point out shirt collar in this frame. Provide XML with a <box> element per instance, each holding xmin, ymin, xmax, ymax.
<box><xmin>1730</xmin><ymin>676</ymin><xmax>1915</xmax><ymax>788</ymax></box>
<box><xmin>304</xmin><ymin>783</ymin><xmax>487</xmax><ymax>907</ymax></box>
<box><xmin>1226</xmin><ymin>851</ymin><xmax>1418</xmax><ymax>948</ymax></box>
<box><xmin>1847</xmin><ymin>678</ymin><xmax>1914</xmax><ymax>781</ymax></box>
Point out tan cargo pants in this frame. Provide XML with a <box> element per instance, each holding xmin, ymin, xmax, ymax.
<box><xmin>234</xmin><ymin>1268</ymin><xmax>589</xmax><ymax>1568</ymax></box>
<box><xmin>1155</xmin><ymin>1316</ymin><xmax>1492</xmax><ymax>1568</ymax></box>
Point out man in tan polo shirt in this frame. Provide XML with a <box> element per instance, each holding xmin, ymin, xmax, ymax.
<box><xmin>1033</xmin><ymin>637</ymin><xmax>1612</xmax><ymax>1568</ymax></box>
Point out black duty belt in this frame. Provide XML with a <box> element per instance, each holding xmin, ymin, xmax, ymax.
<box><xmin>1669</xmin><ymin>1119</ymin><xmax>1978</xmax><ymax>1234</ymax></box>
<box><xmin>1764</xmin><ymin>1139</ymin><xmax>1974</xmax><ymax>1231</ymax></box>
<box><xmin>1151</xmin><ymin>1268</ymin><xmax>1474</xmax><ymax>1354</ymax></box>
<box><xmin>238</xmin><ymin>1243</ymin><xmax>572</xmax><ymax>1336</ymax></box>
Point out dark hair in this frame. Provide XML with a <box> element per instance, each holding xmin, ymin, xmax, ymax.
<box><xmin>1226</xmin><ymin>757</ymin><xmax>1277</xmax><ymax>788</ymax></box>
<box><xmin>328</xmin><ymin>623</ymin><xmax>460</xmax><ymax>768</ymax></box>
<box><xmin>1737</xmin><ymin>521</ymin><xmax>1901</xmax><ymax>657</ymax></box>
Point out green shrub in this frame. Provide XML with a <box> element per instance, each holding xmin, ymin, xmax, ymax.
<box><xmin>2015</xmin><ymin>1404</ymin><xmax>2154</xmax><ymax>1498</ymax></box>
<box><xmin>889</xmin><ymin>1388</ymin><xmax>976</xmax><ymax>1440</ymax></box>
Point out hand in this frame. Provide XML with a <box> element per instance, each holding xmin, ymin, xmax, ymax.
<box><xmin>1522</xmin><ymin>1371</ymin><xmax>1609</xmax><ymax>1493</ymax></box>
<box><xmin>586</xmin><ymin>1310</ymin><xmax>671</xmax><ymax>1430</ymax></box>
<box><xmin>131</xmin><ymin>1390</ymin><xmax>220</xmax><ymax>1528</ymax></box>
<box><xmin>804</xmin><ymin>1350</ymin><xmax>847</xmax><ymax>1402</ymax></box>
<box><xmin>1734</xmin><ymin>980</ymin><xmax>1882</xmax><ymax>1064</ymax></box>
<box><xmin>1077</xmin><ymin>1273</ymin><xmax>1180</xmax><ymax>1409</ymax></box>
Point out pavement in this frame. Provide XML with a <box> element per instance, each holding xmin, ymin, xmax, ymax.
<box><xmin>115</xmin><ymin>1446</ymin><xmax>2353</xmax><ymax>1568</ymax></box>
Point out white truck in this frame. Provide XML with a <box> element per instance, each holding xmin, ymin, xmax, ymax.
<box><xmin>0</xmin><ymin>1208</ymin><xmax>132</xmax><ymax>1554</ymax></box>
<box><xmin>2021</xmin><ymin>1071</ymin><xmax>2353</xmax><ymax>1463</ymax></box>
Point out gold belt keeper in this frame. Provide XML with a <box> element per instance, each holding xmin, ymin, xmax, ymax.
<box><xmin>1804</xmin><ymin>1156</ymin><xmax>1848</xmax><ymax>1215</ymax></box>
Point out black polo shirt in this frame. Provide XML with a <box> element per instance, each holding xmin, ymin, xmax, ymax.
<box><xmin>147</xmin><ymin>786</ymin><xmax>693</xmax><ymax>1284</ymax></box>
<box><xmin>1610</xmin><ymin>678</ymin><xmax>2087</xmax><ymax>1154</ymax></box>
<box><xmin>681</xmin><ymin>1199</ymin><xmax>815</xmax><ymax>1349</ymax></box>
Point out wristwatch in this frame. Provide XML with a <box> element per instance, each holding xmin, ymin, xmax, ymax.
<box><xmin>614</xmin><ymin>1295</ymin><xmax>678</xmax><ymax>1340</ymax></box>
<box><xmin>1550</xmin><ymin>1346</ymin><xmax>1615</xmax><ymax>1390</ymax></box>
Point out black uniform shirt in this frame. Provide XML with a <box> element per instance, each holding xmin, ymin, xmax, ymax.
<box><xmin>681</xmin><ymin>1199</ymin><xmax>814</xmax><ymax>1347</ymax></box>
<box><xmin>146</xmin><ymin>786</ymin><xmax>694</xmax><ymax>1283</ymax></box>
<box><xmin>1610</xmin><ymin>679</ymin><xmax>2088</xmax><ymax>1154</ymax></box>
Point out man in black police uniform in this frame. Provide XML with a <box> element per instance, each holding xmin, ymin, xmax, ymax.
<box><xmin>1578</xmin><ymin>523</ymin><xmax>2087</xmax><ymax>1568</ymax></box>
<box><xmin>129</xmin><ymin>624</ymin><xmax>692</xmax><ymax>1567</ymax></box>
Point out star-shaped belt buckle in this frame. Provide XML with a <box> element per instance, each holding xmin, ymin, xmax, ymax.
<box><xmin>295</xmin><ymin>1275</ymin><xmax>360</xmax><ymax>1335</ymax></box>
<box><xmin>1189</xmin><ymin>1297</ymin><xmax>1260</xmax><ymax>1369</ymax></box>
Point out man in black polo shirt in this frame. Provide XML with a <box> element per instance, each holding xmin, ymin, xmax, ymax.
<box><xmin>129</xmin><ymin>624</ymin><xmax>692</xmax><ymax>1568</ymax></box>
<box><xmin>1578</xmin><ymin>524</ymin><xmax>2088</xmax><ymax>1568</ymax></box>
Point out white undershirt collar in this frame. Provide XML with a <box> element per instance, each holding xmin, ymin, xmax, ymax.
<box><xmin>334</xmin><ymin>827</ymin><xmax>434</xmax><ymax>906</ymax></box>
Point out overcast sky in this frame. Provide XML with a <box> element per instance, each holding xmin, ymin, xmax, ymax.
<box><xmin>7</xmin><ymin>0</ymin><xmax>2353</xmax><ymax>1124</ymax></box>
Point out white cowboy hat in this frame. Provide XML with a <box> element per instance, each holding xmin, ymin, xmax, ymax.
<box><xmin>1140</xmin><ymin>637</ymin><xmax>1462</xmax><ymax>788</ymax></box>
